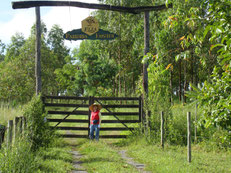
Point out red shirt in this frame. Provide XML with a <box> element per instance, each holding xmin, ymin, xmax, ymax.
<box><xmin>90</xmin><ymin>110</ymin><xmax>100</xmax><ymax>125</ymax></box>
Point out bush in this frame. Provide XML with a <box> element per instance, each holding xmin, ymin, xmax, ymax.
<box><xmin>23</xmin><ymin>95</ymin><xmax>53</xmax><ymax>151</ymax></box>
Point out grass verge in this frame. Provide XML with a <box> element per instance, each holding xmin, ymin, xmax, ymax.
<box><xmin>120</xmin><ymin>137</ymin><xmax>231</xmax><ymax>173</ymax></box>
<box><xmin>75</xmin><ymin>139</ymin><xmax>139</xmax><ymax>173</ymax></box>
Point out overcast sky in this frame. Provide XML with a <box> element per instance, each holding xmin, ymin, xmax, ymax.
<box><xmin>0</xmin><ymin>0</ymin><xmax>98</xmax><ymax>50</ymax></box>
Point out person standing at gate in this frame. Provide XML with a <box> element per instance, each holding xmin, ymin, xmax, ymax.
<box><xmin>89</xmin><ymin>103</ymin><xmax>102</xmax><ymax>141</ymax></box>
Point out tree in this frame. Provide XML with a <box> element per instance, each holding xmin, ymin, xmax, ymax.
<box><xmin>5</xmin><ymin>33</ymin><xmax>25</xmax><ymax>61</ymax></box>
<box><xmin>0</xmin><ymin>40</ymin><xmax>5</xmax><ymax>62</ymax></box>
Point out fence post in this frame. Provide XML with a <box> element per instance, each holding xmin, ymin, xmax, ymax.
<box><xmin>22</xmin><ymin>117</ymin><xmax>26</xmax><ymax>134</ymax></box>
<box><xmin>14</xmin><ymin>117</ymin><xmax>20</xmax><ymax>142</ymax></box>
<box><xmin>139</xmin><ymin>96</ymin><xmax>142</xmax><ymax>123</ymax></box>
<box><xmin>195</xmin><ymin>104</ymin><xmax>198</xmax><ymax>143</ymax></box>
<box><xmin>19</xmin><ymin>117</ymin><xmax>23</xmax><ymax>135</ymax></box>
<box><xmin>187</xmin><ymin>112</ymin><xmax>192</xmax><ymax>163</ymax></box>
<box><xmin>88</xmin><ymin>96</ymin><xmax>92</xmax><ymax>137</ymax></box>
<box><xmin>161</xmin><ymin>111</ymin><xmax>164</xmax><ymax>149</ymax></box>
<box><xmin>7</xmin><ymin>120</ymin><xmax>13</xmax><ymax>146</ymax></box>
<box><xmin>7</xmin><ymin>120</ymin><xmax>13</xmax><ymax>148</ymax></box>
<box><xmin>0</xmin><ymin>124</ymin><xmax>6</xmax><ymax>149</ymax></box>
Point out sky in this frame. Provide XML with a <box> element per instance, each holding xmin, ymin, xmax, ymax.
<box><xmin>0</xmin><ymin>0</ymin><xmax>99</xmax><ymax>50</ymax></box>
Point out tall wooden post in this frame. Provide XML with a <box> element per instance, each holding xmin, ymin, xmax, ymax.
<box><xmin>35</xmin><ymin>7</ymin><xmax>42</xmax><ymax>95</ymax></box>
<box><xmin>195</xmin><ymin>104</ymin><xmax>198</xmax><ymax>143</ymax></box>
<box><xmin>187</xmin><ymin>112</ymin><xmax>192</xmax><ymax>163</ymax></box>
<box><xmin>161</xmin><ymin>111</ymin><xmax>164</xmax><ymax>149</ymax></box>
<box><xmin>7</xmin><ymin>120</ymin><xmax>13</xmax><ymax>148</ymax></box>
<box><xmin>88</xmin><ymin>96</ymin><xmax>92</xmax><ymax>137</ymax></box>
<box><xmin>14</xmin><ymin>117</ymin><xmax>20</xmax><ymax>142</ymax></box>
<box><xmin>143</xmin><ymin>11</ymin><xmax>150</xmax><ymax>96</ymax></box>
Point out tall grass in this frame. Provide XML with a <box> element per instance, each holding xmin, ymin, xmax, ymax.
<box><xmin>0</xmin><ymin>103</ymin><xmax>23</xmax><ymax>125</ymax></box>
<box><xmin>0</xmin><ymin>138</ymin><xmax>38</xmax><ymax>172</ymax></box>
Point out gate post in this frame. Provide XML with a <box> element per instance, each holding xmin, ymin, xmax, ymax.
<box><xmin>88</xmin><ymin>96</ymin><xmax>94</xmax><ymax>137</ymax></box>
<box><xmin>139</xmin><ymin>96</ymin><xmax>142</xmax><ymax>123</ymax></box>
<box><xmin>0</xmin><ymin>124</ymin><xmax>6</xmax><ymax>149</ymax></box>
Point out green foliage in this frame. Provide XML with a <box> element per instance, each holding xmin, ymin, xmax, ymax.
<box><xmin>23</xmin><ymin>95</ymin><xmax>53</xmax><ymax>151</ymax></box>
<box><xmin>187</xmin><ymin>0</ymin><xmax>231</xmax><ymax>147</ymax></box>
<box><xmin>0</xmin><ymin>135</ymin><xmax>73</xmax><ymax>173</ymax></box>
<box><xmin>0</xmin><ymin>40</ymin><xmax>5</xmax><ymax>62</ymax></box>
<box><xmin>0</xmin><ymin>24</ymin><xmax>69</xmax><ymax>104</ymax></box>
<box><xmin>0</xmin><ymin>139</ymin><xmax>38</xmax><ymax>173</ymax></box>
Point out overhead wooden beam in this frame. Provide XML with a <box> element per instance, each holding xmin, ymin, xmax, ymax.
<box><xmin>12</xmin><ymin>1</ymin><xmax>172</xmax><ymax>14</ymax></box>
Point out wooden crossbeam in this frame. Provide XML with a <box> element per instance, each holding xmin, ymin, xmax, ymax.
<box><xmin>54</xmin><ymin>126</ymin><xmax>135</xmax><ymax>131</ymax></box>
<box><xmin>45</xmin><ymin>103</ymin><xmax>139</xmax><ymax>108</ymax></box>
<box><xmin>12</xmin><ymin>1</ymin><xmax>172</xmax><ymax>14</ymax></box>
<box><xmin>61</xmin><ymin>134</ymin><xmax>127</xmax><ymax>138</ymax></box>
<box><xmin>47</xmin><ymin>119</ymin><xmax>140</xmax><ymax>123</ymax></box>
<box><xmin>48</xmin><ymin>110</ymin><xmax>139</xmax><ymax>116</ymax></box>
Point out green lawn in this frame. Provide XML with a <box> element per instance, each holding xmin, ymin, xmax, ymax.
<box><xmin>73</xmin><ymin>139</ymin><xmax>139</xmax><ymax>173</ymax></box>
<box><xmin>66</xmin><ymin>137</ymin><xmax>231</xmax><ymax>173</ymax></box>
<box><xmin>120</xmin><ymin>138</ymin><xmax>231</xmax><ymax>173</ymax></box>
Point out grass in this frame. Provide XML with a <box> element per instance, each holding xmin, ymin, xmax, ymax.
<box><xmin>0</xmin><ymin>137</ymin><xmax>74</xmax><ymax>173</ymax></box>
<box><xmin>119</xmin><ymin>137</ymin><xmax>231</xmax><ymax>173</ymax></box>
<box><xmin>73</xmin><ymin>139</ymin><xmax>139</xmax><ymax>173</ymax></box>
<box><xmin>0</xmin><ymin>103</ymin><xmax>23</xmax><ymax>125</ymax></box>
<box><xmin>35</xmin><ymin>143</ymin><xmax>74</xmax><ymax>173</ymax></box>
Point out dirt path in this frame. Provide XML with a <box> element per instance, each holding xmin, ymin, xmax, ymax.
<box><xmin>118</xmin><ymin>150</ymin><xmax>151</xmax><ymax>173</ymax></box>
<box><xmin>70</xmin><ymin>150</ymin><xmax>88</xmax><ymax>173</ymax></box>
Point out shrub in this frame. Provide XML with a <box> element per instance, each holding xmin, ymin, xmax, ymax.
<box><xmin>23</xmin><ymin>94</ymin><xmax>53</xmax><ymax>151</ymax></box>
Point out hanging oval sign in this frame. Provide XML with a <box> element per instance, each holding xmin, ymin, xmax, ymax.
<box><xmin>64</xmin><ymin>16</ymin><xmax>118</xmax><ymax>40</ymax></box>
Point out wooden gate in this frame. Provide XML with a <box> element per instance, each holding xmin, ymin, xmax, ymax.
<box><xmin>42</xmin><ymin>96</ymin><xmax>142</xmax><ymax>139</ymax></box>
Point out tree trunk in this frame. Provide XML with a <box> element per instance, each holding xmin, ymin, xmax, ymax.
<box><xmin>179</xmin><ymin>59</ymin><xmax>182</xmax><ymax>102</ymax></box>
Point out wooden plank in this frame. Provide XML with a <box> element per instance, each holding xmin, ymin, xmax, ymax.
<box><xmin>44</xmin><ymin>95</ymin><xmax>89</xmax><ymax>100</ymax></box>
<box><xmin>103</xmin><ymin>105</ymin><xmax>139</xmax><ymax>108</ymax></box>
<box><xmin>47</xmin><ymin>111</ymin><xmax>139</xmax><ymax>116</ymax></box>
<box><xmin>100</xmin><ymin>135</ymin><xmax>127</xmax><ymax>138</ymax></box>
<box><xmin>45</xmin><ymin>103</ymin><xmax>139</xmax><ymax>108</ymax></box>
<box><xmin>47</xmin><ymin>119</ymin><xmax>88</xmax><ymax>123</ymax></box>
<box><xmin>54</xmin><ymin>127</ymin><xmax>135</xmax><ymax>131</ymax></box>
<box><xmin>48</xmin><ymin>111</ymin><xmax>88</xmax><ymax>115</ymax></box>
<box><xmin>101</xmin><ymin>112</ymin><xmax>139</xmax><ymax>116</ymax></box>
<box><xmin>61</xmin><ymin>134</ymin><xmax>127</xmax><ymax>138</ymax></box>
<box><xmin>102</xmin><ymin>120</ymin><xmax>140</xmax><ymax>123</ymax></box>
<box><xmin>47</xmin><ymin>119</ymin><xmax>140</xmax><ymax>123</ymax></box>
<box><xmin>96</xmin><ymin>97</ymin><xmax>139</xmax><ymax>101</ymax></box>
<box><xmin>45</xmin><ymin>103</ymin><xmax>89</xmax><ymax>107</ymax></box>
<box><xmin>12</xmin><ymin>1</ymin><xmax>172</xmax><ymax>14</ymax></box>
<box><xmin>61</xmin><ymin>134</ymin><xmax>88</xmax><ymax>138</ymax></box>
<box><xmin>55</xmin><ymin>127</ymin><xmax>88</xmax><ymax>130</ymax></box>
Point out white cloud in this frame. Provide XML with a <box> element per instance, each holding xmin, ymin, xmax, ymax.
<box><xmin>0</xmin><ymin>9</ymin><xmax>34</xmax><ymax>44</ymax></box>
<box><xmin>0</xmin><ymin>0</ymin><xmax>98</xmax><ymax>49</ymax></box>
